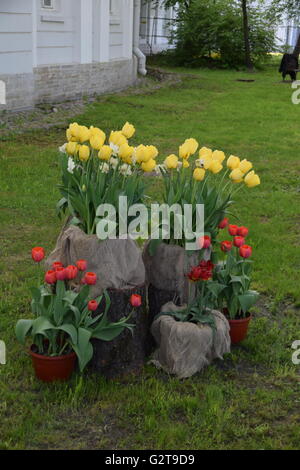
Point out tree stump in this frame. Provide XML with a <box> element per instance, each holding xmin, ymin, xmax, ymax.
<box><xmin>90</xmin><ymin>284</ymin><xmax>150</xmax><ymax>379</ymax></box>
<box><xmin>148</xmin><ymin>283</ymin><xmax>180</xmax><ymax>351</ymax></box>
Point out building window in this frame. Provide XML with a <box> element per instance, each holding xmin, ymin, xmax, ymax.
<box><xmin>42</xmin><ymin>0</ymin><xmax>54</xmax><ymax>9</ymax></box>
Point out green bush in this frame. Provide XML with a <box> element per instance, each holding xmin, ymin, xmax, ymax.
<box><xmin>168</xmin><ymin>0</ymin><xmax>277</xmax><ymax>69</ymax></box>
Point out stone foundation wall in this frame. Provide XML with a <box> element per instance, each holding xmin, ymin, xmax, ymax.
<box><xmin>0</xmin><ymin>57</ymin><xmax>137</xmax><ymax>111</ymax></box>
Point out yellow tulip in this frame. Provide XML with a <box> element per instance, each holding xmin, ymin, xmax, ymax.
<box><xmin>183</xmin><ymin>160</ymin><xmax>189</xmax><ymax>168</ymax></box>
<box><xmin>199</xmin><ymin>147</ymin><xmax>212</xmax><ymax>159</ymax></box>
<box><xmin>244</xmin><ymin>171</ymin><xmax>260</xmax><ymax>188</ymax></box>
<box><xmin>119</xmin><ymin>143</ymin><xmax>134</xmax><ymax>162</ymax></box>
<box><xmin>239</xmin><ymin>159</ymin><xmax>253</xmax><ymax>174</ymax></box>
<box><xmin>78</xmin><ymin>126</ymin><xmax>91</xmax><ymax>144</ymax></box>
<box><xmin>66</xmin><ymin>141</ymin><xmax>78</xmax><ymax>156</ymax></box>
<box><xmin>212</xmin><ymin>150</ymin><xmax>225</xmax><ymax>163</ymax></box>
<box><xmin>98</xmin><ymin>145</ymin><xmax>112</xmax><ymax>161</ymax></box>
<box><xmin>227</xmin><ymin>155</ymin><xmax>240</xmax><ymax>170</ymax></box>
<box><xmin>109</xmin><ymin>131</ymin><xmax>127</xmax><ymax>147</ymax></box>
<box><xmin>79</xmin><ymin>145</ymin><xmax>90</xmax><ymax>162</ymax></box>
<box><xmin>193</xmin><ymin>168</ymin><xmax>205</xmax><ymax>181</ymax></box>
<box><xmin>90</xmin><ymin>126</ymin><xmax>106</xmax><ymax>141</ymax></box>
<box><xmin>164</xmin><ymin>154</ymin><xmax>179</xmax><ymax>169</ymax></box>
<box><xmin>90</xmin><ymin>135</ymin><xmax>105</xmax><ymax>150</ymax></box>
<box><xmin>141</xmin><ymin>158</ymin><xmax>156</xmax><ymax>172</ymax></box>
<box><xmin>66</xmin><ymin>122</ymin><xmax>80</xmax><ymax>141</ymax></box>
<box><xmin>148</xmin><ymin>145</ymin><xmax>158</xmax><ymax>159</ymax></box>
<box><xmin>122</xmin><ymin>122</ymin><xmax>135</xmax><ymax>139</ymax></box>
<box><xmin>184</xmin><ymin>138</ymin><xmax>199</xmax><ymax>155</ymax></box>
<box><xmin>135</xmin><ymin>145</ymin><xmax>153</xmax><ymax>163</ymax></box>
<box><xmin>209</xmin><ymin>160</ymin><xmax>223</xmax><ymax>174</ymax></box>
<box><xmin>179</xmin><ymin>142</ymin><xmax>191</xmax><ymax>159</ymax></box>
<box><xmin>230</xmin><ymin>168</ymin><xmax>244</xmax><ymax>182</ymax></box>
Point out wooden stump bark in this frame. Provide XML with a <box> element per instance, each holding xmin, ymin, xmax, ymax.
<box><xmin>148</xmin><ymin>283</ymin><xmax>180</xmax><ymax>351</ymax></box>
<box><xmin>90</xmin><ymin>284</ymin><xmax>150</xmax><ymax>379</ymax></box>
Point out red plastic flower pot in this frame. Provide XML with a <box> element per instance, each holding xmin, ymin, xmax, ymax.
<box><xmin>29</xmin><ymin>346</ymin><xmax>77</xmax><ymax>382</ymax></box>
<box><xmin>227</xmin><ymin>315</ymin><xmax>252</xmax><ymax>344</ymax></box>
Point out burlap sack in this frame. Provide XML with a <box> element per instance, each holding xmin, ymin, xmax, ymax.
<box><xmin>150</xmin><ymin>302</ymin><xmax>231</xmax><ymax>378</ymax></box>
<box><xmin>143</xmin><ymin>242</ymin><xmax>210</xmax><ymax>304</ymax></box>
<box><xmin>46</xmin><ymin>225</ymin><xmax>145</xmax><ymax>297</ymax></box>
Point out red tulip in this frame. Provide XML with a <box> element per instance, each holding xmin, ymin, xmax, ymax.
<box><xmin>52</xmin><ymin>261</ymin><xmax>63</xmax><ymax>270</ymax></box>
<box><xmin>55</xmin><ymin>267</ymin><xmax>66</xmax><ymax>281</ymax></box>
<box><xmin>83</xmin><ymin>272</ymin><xmax>97</xmax><ymax>285</ymax></box>
<box><xmin>76</xmin><ymin>259</ymin><xmax>87</xmax><ymax>272</ymax></box>
<box><xmin>45</xmin><ymin>270</ymin><xmax>56</xmax><ymax>284</ymax></box>
<box><xmin>233</xmin><ymin>236</ymin><xmax>245</xmax><ymax>248</ymax></box>
<box><xmin>218</xmin><ymin>217</ymin><xmax>229</xmax><ymax>229</ymax></box>
<box><xmin>221</xmin><ymin>240</ymin><xmax>232</xmax><ymax>252</ymax></box>
<box><xmin>130</xmin><ymin>294</ymin><xmax>142</xmax><ymax>307</ymax></box>
<box><xmin>228</xmin><ymin>224</ymin><xmax>238</xmax><ymax>236</ymax></box>
<box><xmin>188</xmin><ymin>260</ymin><xmax>214</xmax><ymax>282</ymax></box>
<box><xmin>198</xmin><ymin>235</ymin><xmax>211</xmax><ymax>249</ymax></box>
<box><xmin>237</xmin><ymin>226</ymin><xmax>249</xmax><ymax>237</ymax></box>
<box><xmin>31</xmin><ymin>247</ymin><xmax>45</xmax><ymax>263</ymax></box>
<box><xmin>65</xmin><ymin>265</ymin><xmax>78</xmax><ymax>280</ymax></box>
<box><xmin>88</xmin><ymin>300</ymin><xmax>98</xmax><ymax>311</ymax></box>
<box><xmin>239</xmin><ymin>245</ymin><xmax>252</xmax><ymax>258</ymax></box>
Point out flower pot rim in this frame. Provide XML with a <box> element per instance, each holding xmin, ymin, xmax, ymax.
<box><xmin>227</xmin><ymin>314</ymin><xmax>252</xmax><ymax>324</ymax></box>
<box><xmin>29</xmin><ymin>347</ymin><xmax>76</xmax><ymax>362</ymax></box>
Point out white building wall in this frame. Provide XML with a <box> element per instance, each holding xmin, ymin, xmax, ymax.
<box><xmin>0</xmin><ymin>0</ymin><xmax>33</xmax><ymax>74</ymax></box>
<box><xmin>0</xmin><ymin>0</ymin><xmax>138</xmax><ymax>110</ymax></box>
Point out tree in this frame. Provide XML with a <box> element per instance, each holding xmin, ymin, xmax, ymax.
<box><xmin>241</xmin><ymin>0</ymin><xmax>254</xmax><ymax>70</ymax></box>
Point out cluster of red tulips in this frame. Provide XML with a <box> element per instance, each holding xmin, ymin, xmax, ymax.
<box><xmin>218</xmin><ymin>218</ymin><xmax>252</xmax><ymax>258</ymax></box>
<box><xmin>31</xmin><ymin>247</ymin><xmax>142</xmax><ymax>311</ymax></box>
<box><xmin>187</xmin><ymin>260</ymin><xmax>214</xmax><ymax>282</ymax></box>
<box><xmin>31</xmin><ymin>247</ymin><xmax>98</xmax><ymax>286</ymax></box>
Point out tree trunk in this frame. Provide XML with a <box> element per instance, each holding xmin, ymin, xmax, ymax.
<box><xmin>293</xmin><ymin>33</ymin><xmax>300</xmax><ymax>58</ymax></box>
<box><xmin>241</xmin><ymin>0</ymin><xmax>254</xmax><ymax>71</ymax></box>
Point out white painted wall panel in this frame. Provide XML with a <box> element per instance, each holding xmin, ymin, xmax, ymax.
<box><xmin>0</xmin><ymin>51</ymin><xmax>32</xmax><ymax>74</ymax></box>
<box><xmin>0</xmin><ymin>32</ymin><xmax>32</xmax><ymax>53</ymax></box>
<box><xmin>0</xmin><ymin>12</ymin><xmax>32</xmax><ymax>32</ymax></box>
<box><xmin>0</xmin><ymin>0</ymin><xmax>32</xmax><ymax>14</ymax></box>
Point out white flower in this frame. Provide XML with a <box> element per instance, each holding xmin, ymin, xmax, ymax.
<box><xmin>195</xmin><ymin>159</ymin><xmax>205</xmax><ymax>168</ymax></box>
<box><xmin>67</xmin><ymin>157</ymin><xmax>76</xmax><ymax>174</ymax></box>
<box><xmin>59</xmin><ymin>143</ymin><xmax>67</xmax><ymax>154</ymax></box>
<box><xmin>110</xmin><ymin>142</ymin><xmax>119</xmax><ymax>156</ymax></box>
<box><xmin>119</xmin><ymin>164</ymin><xmax>132</xmax><ymax>176</ymax></box>
<box><xmin>101</xmin><ymin>162</ymin><xmax>110</xmax><ymax>174</ymax></box>
<box><xmin>154</xmin><ymin>164</ymin><xmax>165</xmax><ymax>176</ymax></box>
<box><xmin>109</xmin><ymin>157</ymin><xmax>119</xmax><ymax>170</ymax></box>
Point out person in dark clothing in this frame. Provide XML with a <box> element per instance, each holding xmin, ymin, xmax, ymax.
<box><xmin>279</xmin><ymin>53</ymin><xmax>299</xmax><ymax>81</ymax></box>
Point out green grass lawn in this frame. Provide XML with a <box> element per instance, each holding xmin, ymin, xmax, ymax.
<box><xmin>0</xmin><ymin>65</ymin><xmax>299</xmax><ymax>450</ymax></box>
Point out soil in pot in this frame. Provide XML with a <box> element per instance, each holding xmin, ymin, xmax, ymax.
<box><xmin>30</xmin><ymin>346</ymin><xmax>77</xmax><ymax>382</ymax></box>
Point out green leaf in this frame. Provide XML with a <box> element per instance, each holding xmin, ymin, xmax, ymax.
<box><xmin>238</xmin><ymin>291</ymin><xmax>259</xmax><ymax>314</ymax></box>
<box><xmin>31</xmin><ymin>317</ymin><xmax>54</xmax><ymax>336</ymax></box>
<box><xmin>15</xmin><ymin>319</ymin><xmax>33</xmax><ymax>344</ymax></box>
<box><xmin>71</xmin><ymin>327</ymin><xmax>93</xmax><ymax>373</ymax></box>
<box><xmin>55</xmin><ymin>324</ymin><xmax>78</xmax><ymax>345</ymax></box>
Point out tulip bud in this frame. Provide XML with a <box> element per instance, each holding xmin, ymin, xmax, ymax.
<box><xmin>218</xmin><ymin>217</ymin><xmax>229</xmax><ymax>229</ymax></box>
<box><xmin>65</xmin><ymin>265</ymin><xmax>78</xmax><ymax>280</ymax></box>
<box><xmin>31</xmin><ymin>247</ymin><xmax>45</xmax><ymax>263</ymax></box>
<box><xmin>130</xmin><ymin>294</ymin><xmax>142</xmax><ymax>307</ymax></box>
<box><xmin>88</xmin><ymin>300</ymin><xmax>98</xmax><ymax>311</ymax></box>
<box><xmin>221</xmin><ymin>241</ymin><xmax>232</xmax><ymax>252</ymax></box>
<box><xmin>239</xmin><ymin>245</ymin><xmax>252</xmax><ymax>258</ymax></box>
<box><xmin>228</xmin><ymin>224</ymin><xmax>238</xmax><ymax>236</ymax></box>
<box><xmin>233</xmin><ymin>236</ymin><xmax>245</xmax><ymax>248</ymax></box>
<box><xmin>83</xmin><ymin>272</ymin><xmax>97</xmax><ymax>285</ymax></box>
<box><xmin>76</xmin><ymin>259</ymin><xmax>87</xmax><ymax>271</ymax></box>
<box><xmin>45</xmin><ymin>270</ymin><xmax>57</xmax><ymax>284</ymax></box>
